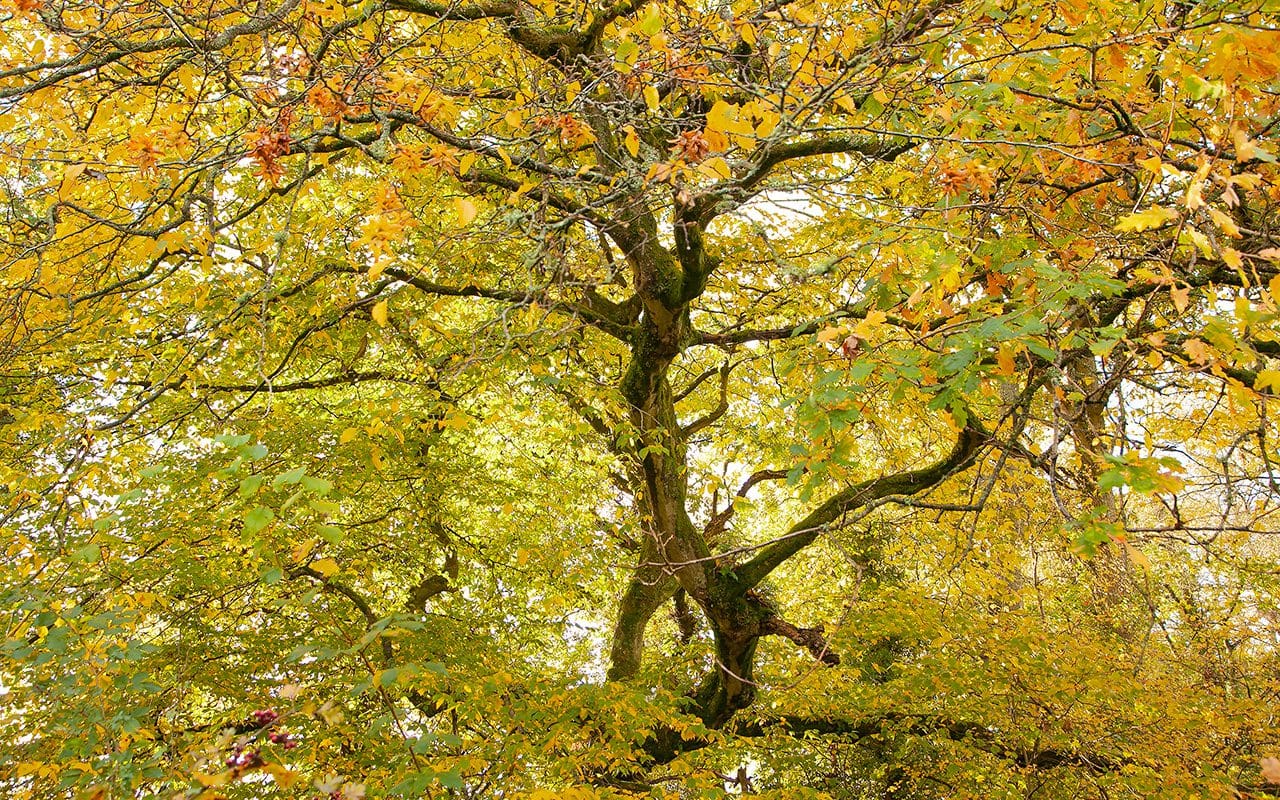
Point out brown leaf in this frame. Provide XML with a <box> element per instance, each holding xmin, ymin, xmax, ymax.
<box><xmin>1261</xmin><ymin>756</ymin><xmax>1280</xmax><ymax>784</ymax></box>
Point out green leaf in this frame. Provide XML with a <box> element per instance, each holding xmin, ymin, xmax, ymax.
<box><xmin>272</xmin><ymin>466</ymin><xmax>306</xmax><ymax>487</ymax></box>
<box><xmin>436</xmin><ymin>769</ymin><xmax>464</xmax><ymax>790</ymax></box>
<box><xmin>244</xmin><ymin>506</ymin><xmax>275</xmax><ymax>534</ymax></box>
<box><xmin>310</xmin><ymin>498</ymin><xmax>340</xmax><ymax>515</ymax></box>
<box><xmin>300</xmin><ymin>474</ymin><xmax>332</xmax><ymax>495</ymax></box>
<box><xmin>238</xmin><ymin>474</ymin><xmax>264</xmax><ymax>499</ymax></box>
<box><xmin>636</xmin><ymin>3</ymin><xmax>662</xmax><ymax>36</ymax></box>
<box><xmin>317</xmin><ymin>524</ymin><xmax>345</xmax><ymax>545</ymax></box>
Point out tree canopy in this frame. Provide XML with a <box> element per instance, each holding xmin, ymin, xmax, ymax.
<box><xmin>2</xmin><ymin>0</ymin><xmax>1280</xmax><ymax>796</ymax></box>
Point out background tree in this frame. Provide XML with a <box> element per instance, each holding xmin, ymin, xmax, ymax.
<box><xmin>2</xmin><ymin>0</ymin><xmax>1279</xmax><ymax>797</ymax></box>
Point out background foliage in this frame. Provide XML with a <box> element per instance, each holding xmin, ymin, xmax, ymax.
<box><xmin>2</xmin><ymin>0</ymin><xmax>1280</xmax><ymax>797</ymax></box>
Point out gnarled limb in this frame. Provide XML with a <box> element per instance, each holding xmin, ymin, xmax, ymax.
<box><xmin>606</xmin><ymin>559</ymin><xmax>680</xmax><ymax>682</ymax></box>
<box><xmin>735</xmin><ymin>422</ymin><xmax>989</xmax><ymax>591</ymax></box>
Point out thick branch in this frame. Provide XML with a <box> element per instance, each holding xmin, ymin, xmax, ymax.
<box><xmin>322</xmin><ymin>262</ymin><xmax>633</xmax><ymax>341</ymax></box>
<box><xmin>679</xmin><ymin>361</ymin><xmax>730</xmax><ymax>439</ymax></box>
<box><xmin>607</xmin><ymin>566</ymin><xmax>680</xmax><ymax>681</ymax></box>
<box><xmin>761</xmin><ymin>616</ymin><xmax>839</xmax><ymax>665</ymax></box>
<box><xmin>386</xmin><ymin>0</ymin><xmax>517</xmax><ymax>19</ymax></box>
<box><xmin>290</xmin><ymin>564</ymin><xmax>394</xmax><ymax>666</ymax></box>
<box><xmin>729</xmin><ymin>714</ymin><xmax>1129</xmax><ymax>773</ymax></box>
<box><xmin>735</xmin><ymin>422</ymin><xmax>988</xmax><ymax>590</ymax></box>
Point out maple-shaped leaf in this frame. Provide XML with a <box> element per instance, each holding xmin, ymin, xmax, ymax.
<box><xmin>1115</xmin><ymin>206</ymin><xmax>1179</xmax><ymax>232</ymax></box>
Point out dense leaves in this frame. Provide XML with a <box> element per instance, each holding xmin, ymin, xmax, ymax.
<box><xmin>2</xmin><ymin>0</ymin><xmax>1279</xmax><ymax>797</ymax></box>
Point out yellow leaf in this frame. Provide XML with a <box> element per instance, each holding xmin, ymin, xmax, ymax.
<box><xmin>371</xmin><ymin>300</ymin><xmax>388</xmax><ymax>327</ymax></box>
<box><xmin>1115</xmin><ymin>206</ymin><xmax>1178</xmax><ymax>232</ymax></box>
<box><xmin>816</xmin><ymin>326</ymin><xmax>845</xmax><ymax>345</ymax></box>
<box><xmin>622</xmin><ymin>126</ymin><xmax>640</xmax><ymax>158</ymax></box>
<box><xmin>412</xmin><ymin>87</ymin><xmax>432</xmax><ymax>113</ymax></box>
<box><xmin>1232</xmin><ymin>129</ymin><xmax>1274</xmax><ymax>163</ymax></box>
<box><xmin>706</xmin><ymin>100</ymin><xmax>753</xmax><ymax>136</ymax></box>
<box><xmin>317</xmin><ymin>701</ymin><xmax>345</xmax><ymax>725</ymax></box>
<box><xmin>311</xmin><ymin>558</ymin><xmax>340</xmax><ymax>578</ymax></box>
<box><xmin>1256</xmin><ymin>370</ymin><xmax>1280</xmax><ymax>393</ymax></box>
<box><xmin>834</xmin><ymin>93</ymin><xmax>859</xmax><ymax>114</ymax></box>
<box><xmin>643</xmin><ymin>85</ymin><xmax>660</xmax><ymax>112</ymax></box>
<box><xmin>264</xmin><ymin>764</ymin><xmax>300</xmax><ymax>788</ymax></box>
<box><xmin>454</xmin><ymin>197</ymin><xmax>477</xmax><ymax>225</ymax></box>
<box><xmin>1221</xmin><ymin>246</ymin><xmax>1243</xmax><ymax>269</ymax></box>
<box><xmin>702</xmin><ymin>129</ymin><xmax>728</xmax><ymax>152</ymax></box>
<box><xmin>1208</xmin><ymin>207</ymin><xmax>1241</xmax><ymax>237</ymax></box>
<box><xmin>194</xmin><ymin>771</ymin><xmax>230</xmax><ymax>787</ymax></box>
<box><xmin>457</xmin><ymin>152</ymin><xmax>476</xmax><ymax>176</ymax></box>
<box><xmin>60</xmin><ymin>162</ymin><xmax>86</xmax><ymax>199</ymax></box>
<box><xmin>1183</xmin><ymin>337</ymin><xmax>1212</xmax><ymax>364</ymax></box>
<box><xmin>756</xmin><ymin>111</ymin><xmax>780</xmax><ymax>138</ymax></box>
<box><xmin>440</xmin><ymin>411</ymin><xmax>470</xmax><ymax>430</ymax></box>
<box><xmin>996</xmin><ymin>345</ymin><xmax>1016</xmax><ymax>376</ymax></box>
<box><xmin>292</xmin><ymin>538</ymin><xmax>318</xmax><ymax>564</ymax></box>
<box><xmin>697</xmin><ymin>156</ymin><xmax>731</xmax><ymax>179</ymax></box>
<box><xmin>1186</xmin><ymin>227</ymin><xmax>1212</xmax><ymax>257</ymax></box>
<box><xmin>340</xmin><ymin>427</ymin><xmax>359</xmax><ymax>444</ymax></box>
<box><xmin>854</xmin><ymin>309</ymin><xmax>887</xmax><ymax>338</ymax></box>
<box><xmin>1123</xmin><ymin>542</ymin><xmax>1151</xmax><ymax>571</ymax></box>
<box><xmin>1135</xmin><ymin>155</ymin><xmax>1162</xmax><ymax>175</ymax></box>
<box><xmin>1187</xmin><ymin>184</ymin><xmax>1208</xmax><ymax>212</ymax></box>
<box><xmin>1170</xmin><ymin>285</ymin><xmax>1189</xmax><ymax>314</ymax></box>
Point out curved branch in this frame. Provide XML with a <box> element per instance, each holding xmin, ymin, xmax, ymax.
<box><xmin>679</xmin><ymin>361</ymin><xmax>730</xmax><ymax>438</ymax></box>
<box><xmin>761</xmin><ymin>615</ymin><xmax>839</xmax><ymax>665</ymax></box>
<box><xmin>729</xmin><ymin>714</ymin><xmax>1130</xmax><ymax>773</ymax></box>
<box><xmin>290</xmin><ymin>564</ymin><xmax>394</xmax><ymax>666</ymax></box>
<box><xmin>386</xmin><ymin>0</ymin><xmax>517</xmax><ymax>19</ymax></box>
<box><xmin>735</xmin><ymin>421</ymin><xmax>988</xmax><ymax>590</ymax></box>
<box><xmin>322</xmin><ymin>262</ymin><xmax>635</xmax><ymax>341</ymax></box>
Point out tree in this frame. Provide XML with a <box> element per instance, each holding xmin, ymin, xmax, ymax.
<box><xmin>2</xmin><ymin>0</ymin><xmax>1279</xmax><ymax>796</ymax></box>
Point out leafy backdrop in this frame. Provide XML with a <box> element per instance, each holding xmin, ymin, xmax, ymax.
<box><xmin>1</xmin><ymin>0</ymin><xmax>1279</xmax><ymax>797</ymax></box>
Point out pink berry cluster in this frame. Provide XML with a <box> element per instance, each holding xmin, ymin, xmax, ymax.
<box><xmin>249</xmin><ymin>708</ymin><xmax>300</xmax><ymax>749</ymax></box>
<box><xmin>222</xmin><ymin>708</ymin><xmax>301</xmax><ymax>774</ymax></box>
<box><xmin>250</xmin><ymin>708</ymin><xmax>279</xmax><ymax>727</ymax></box>
<box><xmin>225</xmin><ymin>746</ymin><xmax>264</xmax><ymax>770</ymax></box>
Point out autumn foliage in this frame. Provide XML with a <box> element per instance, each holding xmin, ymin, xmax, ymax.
<box><xmin>2</xmin><ymin>0</ymin><xmax>1280</xmax><ymax>797</ymax></box>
